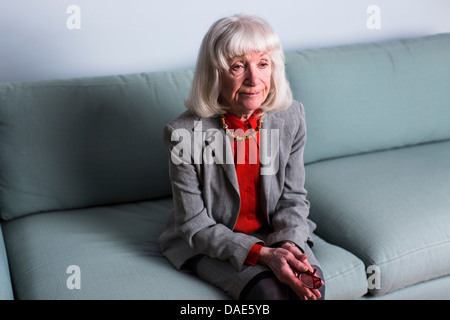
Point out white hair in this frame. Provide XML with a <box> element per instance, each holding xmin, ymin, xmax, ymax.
<box><xmin>186</xmin><ymin>14</ymin><xmax>293</xmax><ymax>118</ymax></box>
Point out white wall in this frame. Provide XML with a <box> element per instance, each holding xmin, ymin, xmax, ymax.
<box><xmin>1</xmin><ymin>0</ymin><xmax>450</xmax><ymax>83</ymax></box>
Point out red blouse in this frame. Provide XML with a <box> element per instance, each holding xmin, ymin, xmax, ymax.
<box><xmin>224</xmin><ymin>112</ymin><xmax>265</xmax><ymax>266</ymax></box>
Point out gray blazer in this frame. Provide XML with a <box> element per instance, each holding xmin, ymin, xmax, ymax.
<box><xmin>159</xmin><ymin>100</ymin><xmax>316</xmax><ymax>271</ymax></box>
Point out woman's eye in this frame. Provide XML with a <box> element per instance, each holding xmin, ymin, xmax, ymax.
<box><xmin>232</xmin><ymin>64</ymin><xmax>244</xmax><ymax>71</ymax></box>
<box><xmin>259</xmin><ymin>62</ymin><xmax>269</xmax><ymax>68</ymax></box>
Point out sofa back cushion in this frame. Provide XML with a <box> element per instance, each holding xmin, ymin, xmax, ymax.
<box><xmin>285</xmin><ymin>33</ymin><xmax>450</xmax><ymax>164</ymax></box>
<box><xmin>0</xmin><ymin>71</ymin><xmax>192</xmax><ymax>220</ymax></box>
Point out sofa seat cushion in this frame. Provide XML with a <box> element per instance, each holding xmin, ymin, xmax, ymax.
<box><xmin>305</xmin><ymin>140</ymin><xmax>450</xmax><ymax>296</ymax></box>
<box><xmin>309</xmin><ymin>235</ymin><xmax>367</xmax><ymax>299</ymax></box>
<box><xmin>2</xmin><ymin>198</ymin><xmax>367</xmax><ymax>299</ymax></box>
<box><xmin>3</xmin><ymin>198</ymin><xmax>228</xmax><ymax>300</ymax></box>
<box><xmin>362</xmin><ymin>273</ymin><xmax>450</xmax><ymax>300</ymax></box>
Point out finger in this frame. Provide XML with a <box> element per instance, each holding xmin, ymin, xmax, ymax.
<box><xmin>286</xmin><ymin>267</ymin><xmax>322</xmax><ymax>300</ymax></box>
<box><xmin>288</xmin><ymin>257</ymin><xmax>309</xmax><ymax>273</ymax></box>
<box><xmin>283</xmin><ymin>246</ymin><xmax>315</xmax><ymax>273</ymax></box>
<box><xmin>286</xmin><ymin>273</ymin><xmax>317</xmax><ymax>300</ymax></box>
<box><xmin>295</xmin><ymin>286</ymin><xmax>317</xmax><ymax>300</ymax></box>
<box><xmin>289</xmin><ymin>281</ymin><xmax>310</xmax><ymax>298</ymax></box>
<box><xmin>283</xmin><ymin>243</ymin><xmax>305</xmax><ymax>260</ymax></box>
<box><xmin>301</xmin><ymin>257</ymin><xmax>314</xmax><ymax>273</ymax></box>
<box><xmin>311</xmin><ymin>288</ymin><xmax>322</xmax><ymax>300</ymax></box>
<box><xmin>279</xmin><ymin>265</ymin><xmax>319</xmax><ymax>300</ymax></box>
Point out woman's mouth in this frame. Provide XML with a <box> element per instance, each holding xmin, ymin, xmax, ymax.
<box><xmin>240</xmin><ymin>92</ymin><xmax>260</xmax><ymax>96</ymax></box>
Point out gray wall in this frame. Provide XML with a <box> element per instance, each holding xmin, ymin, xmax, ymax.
<box><xmin>1</xmin><ymin>0</ymin><xmax>450</xmax><ymax>83</ymax></box>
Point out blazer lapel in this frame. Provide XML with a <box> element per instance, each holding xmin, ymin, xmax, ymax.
<box><xmin>193</xmin><ymin>116</ymin><xmax>240</xmax><ymax>196</ymax></box>
<box><xmin>260</xmin><ymin>111</ymin><xmax>285</xmax><ymax>220</ymax></box>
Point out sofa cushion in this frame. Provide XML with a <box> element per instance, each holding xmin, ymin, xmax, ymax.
<box><xmin>285</xmin><ymin>33</ymin><xmax>450</xmax><ymax>164</ymax></box>
<box><xmin>2</xmin><ymin>198</ymin><xmax>367</xmax><ymax>300</ymax></box>
<box><xmin>305</xmin><ymin>140</ymin><xmax>450</xmax><ymax>296</ymax></box>
<box><xmin>362</xmin><ymin>274</ymin><xmax>450</xmax><ymax>300</ymax></box>
<box><xmin>2</xmin><ymin>198</ymin><xmax>228</xmax><ymax>299</ymax></box>
<box><xmin>0</xmin><ymin>224</ymin><xmax>14</xmax><ymax>300</ymax></box>
<box><xmin>0</xmin><ymin>71</ymin><xmax>192</xmax><ymax>220</ymax></box>
<box><xmin>309</xmin><ymin>234</ymin><xmax>367</xmax><ymax>300</ymax></box>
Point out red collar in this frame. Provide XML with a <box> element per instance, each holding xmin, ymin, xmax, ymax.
<box><xmin>224</xmin><ymin>111</ymin><xmax>261</xmax><ymax>131</ymax></box>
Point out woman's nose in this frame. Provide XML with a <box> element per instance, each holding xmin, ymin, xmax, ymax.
<box><xmin>244</xmin><ymin>66</ymin><xmax>259</xmax><ymax>86</ymax></box>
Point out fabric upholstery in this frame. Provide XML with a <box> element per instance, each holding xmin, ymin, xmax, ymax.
<box><xmin>362</xmin><ymin>273</ymin><xmax>450</xmax><ymax>300</ymax></box>
<box><xmin>285</xmin><ymin>33</ymin><xmax>450</xmax><ymax>164</ymax></box>
<box><xmin>1</xmin><ymin>33</ymin><xmax>450</xmax><ymax>300</ymax></box>
<box><xmin>310</xmin><ymin>235</ymin><xmax>367</xmax><ymax>300</ymax></box>
<box><xmin>0</xmin><ymin>224</ymin><xmax>14</xmax><ymax>299</ymax></box>
<box><xmin>305</xmin><ymin>140</ymin><xmax>450</xmax><ymax>296</ymax></box>
<box><xmin>0</xmin><ymin>71</ymin><xmax>192</xmax><ymax>220</ymax></box>
<box><xmin>2</xmin><ymin>199</ymin><xmax>366</xmax><ymax>300</ymax></box>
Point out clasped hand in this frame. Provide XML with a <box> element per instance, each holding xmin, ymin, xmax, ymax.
<box><xmin>258</xmin><ymin>242</ymin><xmax>323</xmax><ymax>300</ymax></box>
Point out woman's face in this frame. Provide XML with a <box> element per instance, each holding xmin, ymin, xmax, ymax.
<box><xmin>220</xmin><ymin>51</ymin><xmax>272</xmax><ymax>120</ymax></box>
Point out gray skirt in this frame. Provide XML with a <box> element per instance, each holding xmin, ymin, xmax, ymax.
<box><xmin>189</xmin><ymin>241</ymin><xmax>320</xmax><ymax>300</ymax></box>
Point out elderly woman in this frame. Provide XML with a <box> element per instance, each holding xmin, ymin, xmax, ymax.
<box><xmin>159</xmin><ymin>14</ymin><xmax>325</xmax><ymax>300</ymax></box>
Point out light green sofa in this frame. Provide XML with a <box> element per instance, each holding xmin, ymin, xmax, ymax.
<box><xmin>0</xmin><ymin>33</ymin><xmax>449</xmax><ymax>300</ymax></box>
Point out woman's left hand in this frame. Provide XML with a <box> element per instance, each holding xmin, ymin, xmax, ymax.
<box><xmin>280</xmin><ymin>241</ymin><xmax>313</xmax><ymax>270</ymax></box>
<box><xmin>258</xmin><ymin>243</ymin><xmax>323</xmax><ymax>300</ymax></box>
<box><xmin>279</xmin><ymin>242</ymin><xmax>324</xmax><ymax>299</ymax></box>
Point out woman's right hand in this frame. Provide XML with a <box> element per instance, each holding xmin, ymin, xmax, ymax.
<box><xmin>258</xmin><ymin>246</ymin><xmax>322</xmax><ymax>300</ymax></box>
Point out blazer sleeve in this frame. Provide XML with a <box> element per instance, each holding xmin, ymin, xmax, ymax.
<box><xmin>163</xmin><ymin>123</ymin><xmax>263</xmax><ymax>271</ymax></box>
<box><xmin>265</xmin><ymin>102</ymin><xmax>314</xmax><ymax>251</ymax></box>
